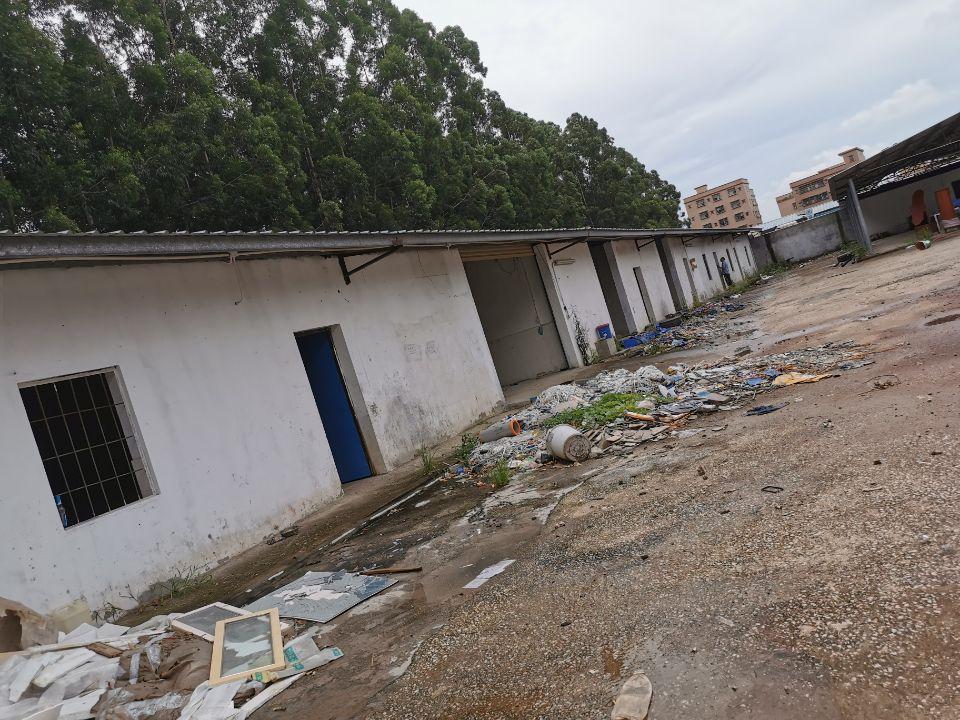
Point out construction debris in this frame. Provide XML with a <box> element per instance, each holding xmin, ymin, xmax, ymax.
<box><xmin>611</xmin><ymin>670</ymin><xmax>653</xmax><ymax>720</ymax></box>
<box><xmin>454</xmin><ymin>340</ymin><xmax>868</xmax><ymax>479</ymax></box>
<box><xmin>242</xmin><ymin>571</ymin><xmax>397</xmax><ymax>623</ymax></box>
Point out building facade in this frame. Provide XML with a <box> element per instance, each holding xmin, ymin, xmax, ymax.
<box><xmin>776</xmin><ymin>148</ymin><xmax>864</xmax><ymax>216</ymax></box>
<box><xmin>0</xmin><ymin>227</ymin><xmax>754</xmax><ymax>617</ymax></box>
<box><xmin>683</xmin><ymin>179</ymin><xmax>762</xmax><ymax>230</ymax></box>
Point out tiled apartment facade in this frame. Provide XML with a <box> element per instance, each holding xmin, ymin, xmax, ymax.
<box><xmin>683</xmin><ymin>179</ymin><xmax>762</xmax><ymax>230</ymax></box>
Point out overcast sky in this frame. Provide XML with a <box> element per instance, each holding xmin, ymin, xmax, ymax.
<box><xmin>397</xmin><ymin>0</ymin><xmax>960</xmax><ymax>221</ymax></box>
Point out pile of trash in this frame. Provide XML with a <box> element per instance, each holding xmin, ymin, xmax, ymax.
<box><xmin>619</xmin><ymin>297</ymin><xmax>752</xmax><ymax>356</ymax></box>
<box><xmin>0</xmin><ymin>569</ymin><xmax>402</xmax><ymax>720</ymax></box>
<box><xmin>453</xmin><ymin>340</ymin><xmax>872</xmax><ymax>479</ymax></box>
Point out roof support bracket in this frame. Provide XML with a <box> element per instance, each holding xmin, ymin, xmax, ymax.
<box><xmin>546</xmin><ymin>238</ymin><xmax>585</xmax><ymax>257</ymax></box>
<box><xmin>338</xmin><ymin>246</ymin><xmax>399</xmax><ymax>285</ymax></box>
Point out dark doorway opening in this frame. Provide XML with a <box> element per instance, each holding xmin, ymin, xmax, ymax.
<box><xmin>296</xmin><ymin>328</ymin><xmax>372</xmax><ymax>483</ymax></box>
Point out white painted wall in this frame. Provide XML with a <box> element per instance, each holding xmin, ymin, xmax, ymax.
<box><xmin>859</xmin><ymin>169</ymin><xmax>960</xmax><ymax>237</ymax></box>
<box><xmin>608</xmin><ymin>239</ymin><xmax>676</xmax><ymax>325</ymax></box>
<box><xmin>534</xmin><ymin>242</ymin><xmax>613</xmax><ymax>365</ymax></box>
<box><xmin>0</xmin><ymin>249</ymin><xmax>502</xmax><ymax>614</ymax></box>
<box><xmin>667</xmin><ymin>235</ymin><xmax>754</xmax><ymax>306</ymax></box>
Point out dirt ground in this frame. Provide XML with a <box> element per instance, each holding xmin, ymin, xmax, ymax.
<box><xmin>143</xmin><ymin>236</ymin><xmax>960</xmax><ymax>719</ymax></box>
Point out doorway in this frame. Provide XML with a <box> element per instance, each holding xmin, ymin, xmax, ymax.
<box><xmin>462</xmin><ymin>254</ymin><xmax>568</xmax><ymax>387</ymax></box>
<box><xmin>296</xmin><ymin>328</ymin><xmax>373</xmax><ymax>483</ymax></box>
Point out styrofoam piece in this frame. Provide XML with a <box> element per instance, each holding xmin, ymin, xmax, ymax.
<box><xmin>177</xmin><ymin>679</ymin><xmax>244</xmax><ymax>720</ymax></box>
<box><xmin>39</xmin><ymin>658</ymin><xmax>119</xmax><ymax>705</ymax></box>
<box><xmin>33</xmin><ymin>649</ymin><xmax>95</xmax><ymax>688</ymax></box>
<box><xmin>464</xmin><ymin>559</ymin><xmax>516</xmax><ymax>589</ymax></box>
<box><xmin>59</xmin><ymin>688</ymin><xmax>105</xmax><ymax>720</ymax></box>
<box><xmin>8</xmin><ymin>653</ymin><xmax>55</xmax><ymax>702</ymax></box>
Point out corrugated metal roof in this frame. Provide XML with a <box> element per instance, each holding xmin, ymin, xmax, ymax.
<box><xmin>0</xmin><ymin>226</ymin><xmax>755</xmax><ymax>268</ymax></box>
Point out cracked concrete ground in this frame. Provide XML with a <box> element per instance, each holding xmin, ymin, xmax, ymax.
<box><xmin>150</xmin><ymin>235</ymin><xmax>959</xmax><ymax>719</ymax></box>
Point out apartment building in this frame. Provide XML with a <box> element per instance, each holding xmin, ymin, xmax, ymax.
<box><xmin>776</xmin><ymin>148</ymin><xmax>864</xmax><ymax>216</ymax></box>
<box><xmin>683</xmin><ymin>179</ymin><xmax>762</xmax><ymax>230</ymax></box>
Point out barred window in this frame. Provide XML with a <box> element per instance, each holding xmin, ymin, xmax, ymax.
<box><xmin>20</xmin><ymin>368</ymin><xmax>154</xmax><ymax>528</ymax></box>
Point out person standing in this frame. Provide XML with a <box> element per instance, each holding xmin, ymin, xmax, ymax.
<box><xmin>719</xmin><ymin>255</ymin><xmax>733</xmax><ymax>288</ymax></box>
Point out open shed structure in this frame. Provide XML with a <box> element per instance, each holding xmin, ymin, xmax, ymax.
<box><xmin>830</xmin><ymin>111</ymin><xmax>960</xmax><ymax>247</ymax></box>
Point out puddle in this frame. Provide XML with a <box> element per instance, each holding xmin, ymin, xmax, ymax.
<box><xmin>926</xmin><ymin>312</ymin><xmax>960</xmax><ymax>326</ymax></box>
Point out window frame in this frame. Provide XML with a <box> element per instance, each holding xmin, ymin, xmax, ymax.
<box><xmin>19</xmin><ymin>366</ymin><xmax>158</xmax><ymax>529</ymax></box>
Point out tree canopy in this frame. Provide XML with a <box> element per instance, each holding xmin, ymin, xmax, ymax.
<box><xmin>0</xmin><ymin>0</ymin><xmax>681</xmax><ymax>232</ymax></box>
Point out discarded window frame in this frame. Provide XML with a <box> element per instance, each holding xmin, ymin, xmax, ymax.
<box><xmin>210</xmin><ymin>608</ymin><xmax>284</xmax><ymax>685</ymax></box>
<box><xmin>171</xmin><ymin>602</ymin><xmax>251</xmax><ymax>642</ymax></box>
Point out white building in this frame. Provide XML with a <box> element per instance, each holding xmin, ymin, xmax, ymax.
<box><xmin>0</xmin><ymin>227</ymin><xmax>753</xmax><ymax>617</ymax></box>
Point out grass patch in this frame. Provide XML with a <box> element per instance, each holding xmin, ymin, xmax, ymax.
<box><xmin>417</xmin><ymin>447</ymin><xmax>439</xmax><ymax>477</ymax></box>
<box><xmin>455</xmin><ymin>433</ymin><xmax>479</xmax><ymax>465</ymax></box>
<box><xmin>543</xmin><ymin>392</ymin><xmax>655</xmax><ymax>429</ymax></box>
<box><xmin>839</xmin><ymin>240</ymin><xmax>868</xmax><ymax>259</ymax></box>
<box><xmin>487</xmin><ymin>459</ymin><xmax>512</xmax><ymax>488</ymax></box>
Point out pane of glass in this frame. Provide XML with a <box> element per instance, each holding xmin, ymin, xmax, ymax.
<box><xmin>43</xmin><ymin>458</ymin><xmax>68</xmax><ymax>495</ymax></box>
<box><xmin>76</xmin><ymin>449</ymin><xmax>97</xmax><ymax>483</ymax></box>
<box><xmin>103</xmin><ymin>478</ymin><xmax>125</xmax><ymax>510</ymax></box>
<box><xmin>61</xmin><ymin>454</ymin><xmax>85</xmax><ymax>491</ymax></box>
<box><xmin>219</xmin><ymin>615</ymin><xmax>277</xmax><ymax>678</ymax></box>
<box><xmin>72</xmin><ymin>377</ymin><xmax>94</xmax><ymax>411</ymax></box>
<box><xmin>81</xmin><ymin>410</ymin><xmax>105</xmax><ymax>446</ymax></box>
<box><xmin>97</xmin><ymin>407</ymin><xmax>120</xmax><ymax>440</ymax></box>
<box><xmin>55</xmin><ymin>380</ymin><xmax>78</xmax><ymax>413</ymax></box>
<box><xmin>109</xmin><ymin>441</ymin><xmax>134</xmax><ymax>475</ymax></box>
<box><xmin>72</xmin><ymin>490</ymin><xmax>94</xmax><ymax>523</ymax></box>
<box><xmin>117</xmin><ymin>472</ymin><xmax>142</xmax><ymax>503</ymax></box>
<box><xmin>88</xmin><ymin>374</ymin><xmax>111</xmax><ymax>407</ymax></box>
<box><xmin>90</xmin><ymin>484</ymin><xmax>109</xmax><ymax>516</ymax></box>
<box><xmin>47</xmin><ymin>416</ymin><xmax>73</xmax><ymax>455</ymax></box>
<box><xmin>20</xmin><ymin>386</ymin><xmax>43</xmax><ymax>420</ymax></box>
<box><xmin>92</xmin><ymin>444</ymin><xmax>115</xmax><ymax>479</ymax></box>
<box><xmin>31</xmin><ymin>421</ymin><xmax>56</xmax><ymax>459</ymax></box>
<box><xmin>65</xmin><ymin>413</ymin><xmax>87</xmax><ymax>450</ymax></box>
<box><xmin>37</xmin><ymin>383</ymin><xmax>61</xmax><ymax>417</ymax></box>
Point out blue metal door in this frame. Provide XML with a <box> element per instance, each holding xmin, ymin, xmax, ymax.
<box><xmin>296</xmin><ymin>329</ymin><xmax>372</xmax><ymax>483</ymax></box>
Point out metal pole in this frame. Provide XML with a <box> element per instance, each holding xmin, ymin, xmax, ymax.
<box><xmin>847</xmin><ymin>179</ymin><xmax>872</xmax><ymax>253</ymax></box>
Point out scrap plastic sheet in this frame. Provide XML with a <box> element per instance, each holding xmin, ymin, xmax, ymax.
<box><xmin>242</xmin><ymin>571</ymin><xmax>397</xmax><ymax>623</ymax></box>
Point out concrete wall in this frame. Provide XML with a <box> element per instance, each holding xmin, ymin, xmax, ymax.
<box><xmin>860</xmin><ymin>169</ymin><xmax>960</xmax><ymax>238</ymax></box>
<box><xmin>749</xmin><ymin>234</ymin><xmax>775</xmax><ymax>269</ymax></box>
<box><xmin>765</xmin><ymin>211</ymin><xmax>843</xmax><ymax>262</ymax></box>
<box><xmin>609</xmin><ymin>239</ymin><xmax>676</xmax><ymax>325</ymax></box>
<box><xmin>535</xmin><ymin>242</ymin><xmax>613</xmax><ymax>364</ymax></box>
<box><xmin>462</xmin><ymin>256</ymin><xmax>568</xmax><ymax>386</ymax></box>
<box><xmin>0</xmin><ymin>249</ymin><xmax>503</xmax><ymax>614</ymax></box>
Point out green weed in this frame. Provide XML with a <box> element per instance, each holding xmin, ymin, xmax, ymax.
<box><xmin>543</xmin><ymin>392</ymin><xmax>655</xmax><ymax>429</ymax></box>
<box><xmin>487</xmin><ymin>459</ymin><xmax>512</xmax><ymax>488</ymax></box>
<box><xmin>455</xmin><ymin>434</ymin><xmax>479</xmax><ymax>465</ymax></box>
<box><xmin>417</xmin><ymin>447</ymin><xmax>438</xmax><ymax>476</ymax></box>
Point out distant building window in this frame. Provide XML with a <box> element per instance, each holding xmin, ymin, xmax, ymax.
<box><xmin>703</xmin><ymin>223</ymin><xmax>713</xmax><ymax>228</ymax></box>
<box><xmin>727</xmin><ymin>187</ymin><xmax>738</xmax><ymax>197</ymax></box>
<box><xmin>734</xmin><ymin>212</ymin><xmax>746</xmax><ymax>222</ymax></box>
<box><xmin>699</xmin><ymin>211</ymin><xmax>709</xmax><ymax>220</ymax></box>
<box><xmin>712</xmin><ymin>194</ymin><xmax>722</xmax><ymax>202</ymax></box>
<box><xmin>696</xmin><ymin>199</ymin><xmax>706</xmax><ymax>208</ymax></box>
<box><xmin>730</xmin><ymin>199</ymin><xmax>742</xmax><ymax>209</ymax></box>
<box><xmin>718</xmin><ymin>217</ymin><xmax>730</xmax><ymax>227</ymax></box>
<box><xmin>19</xmin><ymin>369</ymin><xmax>154</xmax><ymax>528</ymax></box>
<box><xmin>715</xmin><ymin>205</ymin><xmax>726</xmax><ymax>214</ymax></box>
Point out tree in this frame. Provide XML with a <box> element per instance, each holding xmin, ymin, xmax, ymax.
<box><xmin>0</xmin><ymin>0</ymin><xmax>682</xmax><ymax>232</ymax></box>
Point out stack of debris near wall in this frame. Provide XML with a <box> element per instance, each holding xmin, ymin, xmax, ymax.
<box><xmin>618</xmin><ymin>297</ymin><xmax>753</xmax><ymax>356</ymax></box>
<box><xmin>456</xmin><ymin>340</ymin><xmax>873</xmax><ymax>479</ymax></box>
<box><xmin>0</xmin><ymin>570</ymin><xmax>401</xmax><ymax>719</ymax></box>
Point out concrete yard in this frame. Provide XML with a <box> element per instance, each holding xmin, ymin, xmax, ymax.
<box><xmin>150</xmin><ymin>238</ymin><xmax>959</xmax><ymax>719</ymax></box>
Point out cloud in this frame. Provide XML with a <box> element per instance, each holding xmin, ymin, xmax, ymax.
<box><xmin>841</xmin><ymin>80</ymin><xmax>949</xmax><ymax>129</ymax></box>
